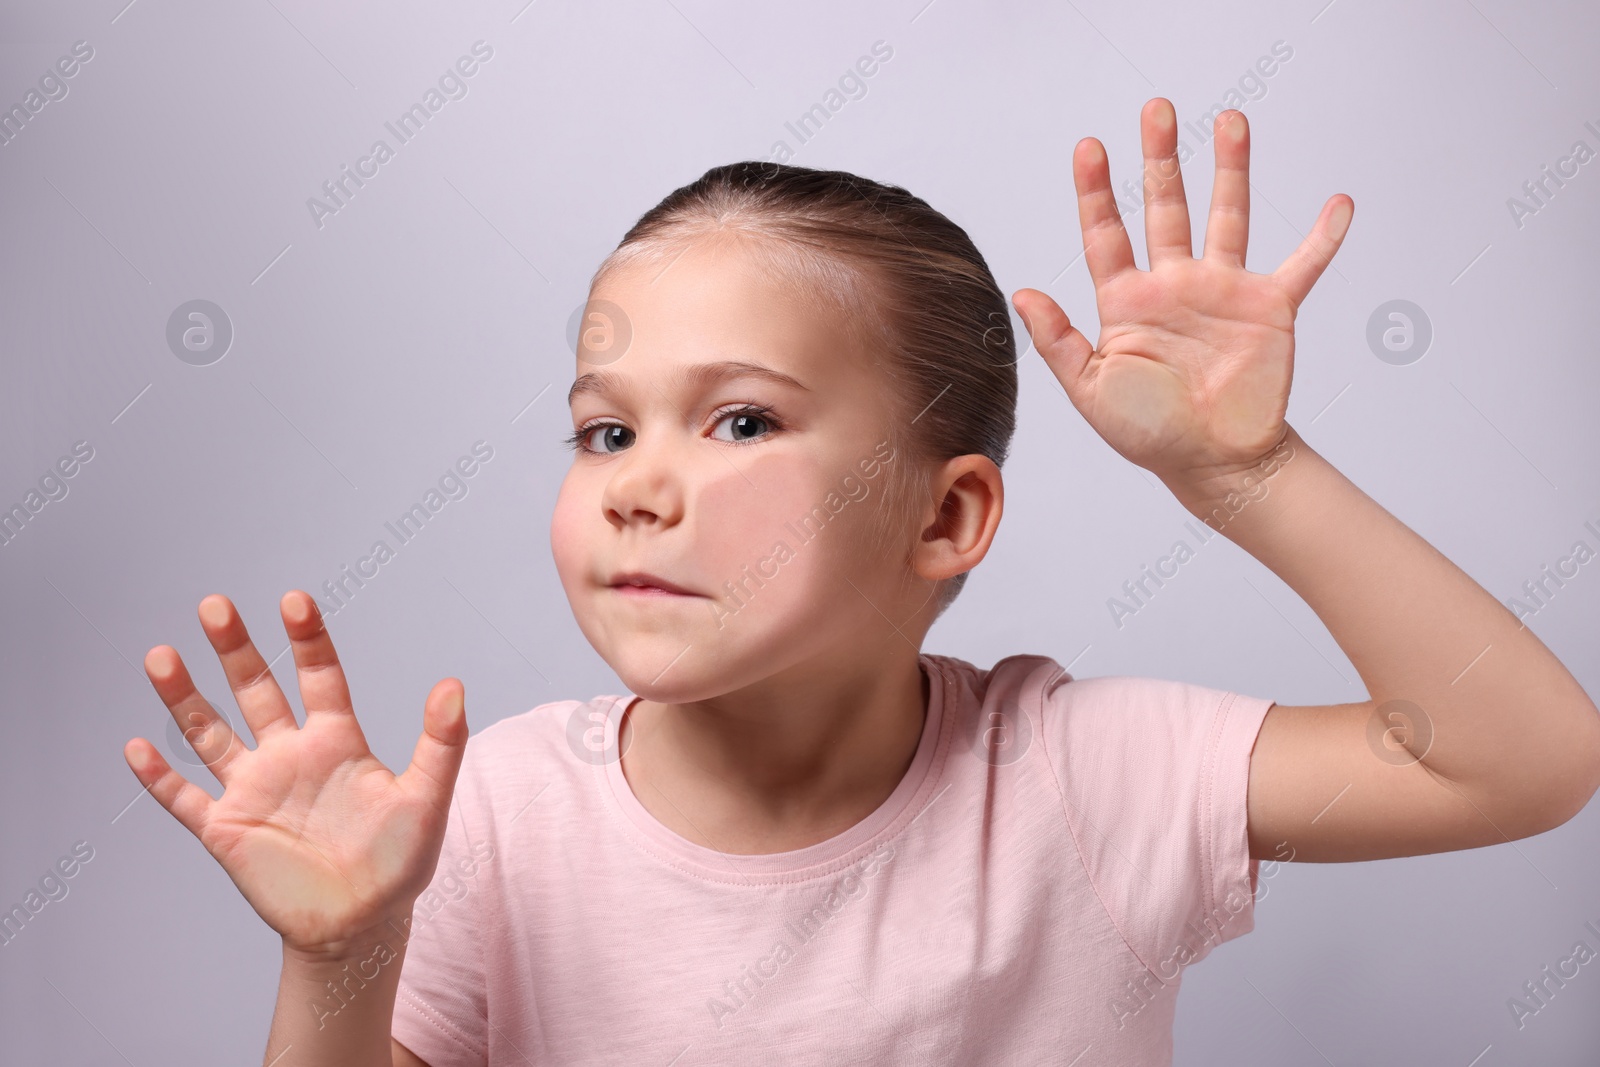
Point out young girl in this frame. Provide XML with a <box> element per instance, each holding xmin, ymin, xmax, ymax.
<box><xmin>124</xmin><ymin>99</ymin><xmax>1600</xmax><ymax>1066</ymax></box>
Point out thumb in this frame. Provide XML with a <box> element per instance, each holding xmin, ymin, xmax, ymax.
<box><xmin>1012</xmin><ymin>288</ymin><xmax>1095</xmax><ymax>399</ymax></box>
<box><xmin>399</xmin><ymin>678</ymin><xmax>469</xmax><ymax>808</ymax></box>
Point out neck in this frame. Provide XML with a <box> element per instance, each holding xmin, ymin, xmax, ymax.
<box><xmin>618</xmin><ymin>646</ymin><xmax>930</xmax><ymax>854</ymax></box>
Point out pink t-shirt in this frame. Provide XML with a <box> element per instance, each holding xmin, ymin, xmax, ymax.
<box><xmin>389</xmin><ymin>652</ymin><xmax>1274</xmax><ymax>1066</ymax></box>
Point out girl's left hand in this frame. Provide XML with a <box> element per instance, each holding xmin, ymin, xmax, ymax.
<box><xmin>1013</xmin><ymin>98</ymin><xmax>1352</xmax><ymax>495</ymax></box>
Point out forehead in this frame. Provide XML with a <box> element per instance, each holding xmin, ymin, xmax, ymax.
<box><xmin>574</xmin><ymin>237</ymin><xmax>875</xmax><ymax>393</ymax></box>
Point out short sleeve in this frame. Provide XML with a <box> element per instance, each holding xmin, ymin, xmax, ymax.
<box><xmin>392</xmin><ymin>752</ymin><xmax>495</xmax><ymax>1067</ymax></box>
<box><xmin>1039</xmin><ymin>670</ymin><xmax>1274</xmax><ymax>975</ymax></box>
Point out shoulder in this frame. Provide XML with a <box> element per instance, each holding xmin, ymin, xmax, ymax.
<box><xmin>926</xmin><ymin>651</ymin><xmax>1200</xmax><ymax>719</ymax></box>
<box><xmin>1010</xmin><ymin>663</ymin><xmax>1274</xmax><ymax>801</ymax></box>
<box><xmin>922</xmin><ymin>651</ymin><xmax>1068</xmax><ymax>705</ymax></box>
<box><xmin>1044</xmin><ymin>672</ymin><xmax>1247</xmax><ymax>720</ymax></box>
<box><xmin>928</xmin><ymin>652</ymin><xmax>1264</xmax><ymax>756</ymax></box>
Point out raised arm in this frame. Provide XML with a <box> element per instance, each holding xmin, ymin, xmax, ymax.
<box><xmin>1174</xmin><ymin>423</ymin><xmax>1600</xmax><ymax>861</ymax></box>
<box><xmin>1012</xmin><ymin>98</ymin><xmax>1600</xmax><ymax>863</ymax></box>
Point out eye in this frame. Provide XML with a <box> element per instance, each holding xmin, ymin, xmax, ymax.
<box><xmin>564</xmin><ymin>422</ymin><xmax>634</xmax><ymax>455</ymax></box>
<box><xmin>709</xmin><ymin>405</ymin><xmax>778</xmax><ymax>445</ymax></box>
<box><xmin>562</xmin><ymin>404</ymin><xmax>781</xmax><ymax>455</ymax></box>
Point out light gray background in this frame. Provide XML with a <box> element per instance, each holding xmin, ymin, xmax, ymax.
<box><xmin>3</xmin><ymin>0</ymin><xmax>1598</xmax><ymax>1063</ymax></box>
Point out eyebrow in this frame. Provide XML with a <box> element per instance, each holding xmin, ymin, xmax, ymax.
<box><xmin>566</xmin><ymin>360</ymin><xmax>810</xmax><ymax>407</ymax></box>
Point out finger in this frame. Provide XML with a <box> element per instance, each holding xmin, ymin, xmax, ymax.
<box><xmin>397</xmin><ymin>679</ymin><xmax>470</xmax><ymax>811</ymax></box>
<box><xmin>1271</xmin><ymin>195</ymin><xmax>1353</xmax><ymax>309</ymax></box>
<box><xmin>1203</xmin><ymin>110</ymin><xmax>1251</xmax><ymax>267</ymax></box>
<box><xmin>124</xmin><ymin>737</ymin><xmax>215</xmax><ymax>842</ymax></box>
<box><xmin>280</xmin><ymin>590</ymin><xmax>360</xmax><ymax>724</ymax></box>
<box><xmin>1140</xmin><ymin>98</ymin><xmax>1193</xmax><ymax>264</ymax></box>
<box><xmin>197</xmin><ymin>594</ymin><xmax>299</xmax><ymax>741</ymax></box>
<box><xmin>1012</xmin><ymin>289</ymin><xmax>1096</xmax><ymax>403</ymax></box>
<box><xmin>144</xmin><ymin>645</ymin><xmax>248</xmax><ymax>782</ymax></box>
<box><xmin>1073</xmin><ymin>137</ymin><xmax>1138</xmax><ymax>286</ymax></box>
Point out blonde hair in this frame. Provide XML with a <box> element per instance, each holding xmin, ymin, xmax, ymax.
<box><xmin>592</xmin><ymin>162</ymin><xmax>1018</xmax><ymax>620</ymax></box>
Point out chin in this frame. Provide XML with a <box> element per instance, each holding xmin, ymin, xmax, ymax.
<box><xmin>578</xmin><ymin>580</ymin><xmax>854</xmax><ymax>703</ymax></box>
<box><xmin>607</xmin><ymin>644</ymin><xmax>732</xmax><ymax>704</ymax></box>
<box><xmin>598</xmin><ymin>617</ymin><xmax>801</xmax><ymax>705</ymax></box>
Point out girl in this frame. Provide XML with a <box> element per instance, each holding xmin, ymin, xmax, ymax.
<box><xmin>124</xmin><ymin>99</ymin><xmax>1600</xmax><ymax>1066</ymax></box>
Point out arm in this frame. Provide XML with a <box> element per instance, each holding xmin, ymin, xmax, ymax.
<box><xmin>262</xmin><ymin>921</ymin><xmax>425</xmax><ymax>1067</ymax></box>
<box><xmin>1013</xmin><ymin>98</ymin><xmax>1600</xmax><ymax>864</ymax></box>
<box><xmin>394</xmin><ymin>1038</ymin><xmax>431</xmax><ymax>1067</ymax></box>
<box><xmin>1171</xmin><ymin>425</ymin><xmax>1593</xmax><ymax>857</ymax></box>
<box><xmin>1167</xmin><ymin>424</ymin><xmax>1600</xmax><ymax>861</ymax></box>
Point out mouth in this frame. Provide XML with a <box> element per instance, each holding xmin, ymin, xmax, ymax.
<box><xmin>607</xmin><ymin>571</ymin><xmax>702</xmax><ymax>597</ymax></box>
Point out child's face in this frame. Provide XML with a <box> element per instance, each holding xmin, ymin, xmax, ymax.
<box><xmin>551</xmin><ymin>237</ymin><xmax>917</xmax><ymax>701</ymax></box>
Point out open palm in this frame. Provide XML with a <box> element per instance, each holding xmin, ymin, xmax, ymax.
<box><xmin>124</xmin><ymin>592</ymin><xmax>469</xmax><ymax>957</ymax></box>
<box><xmin>1014</xmin><ymin>99</ymin><xmax>1353</xmax><ymax>491</ymax></box>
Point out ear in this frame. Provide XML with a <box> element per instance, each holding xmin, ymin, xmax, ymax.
<box><xmin>911</xmin><ymin>454</ymin><xmax>1004</xmax><ymax>584</ymax></box>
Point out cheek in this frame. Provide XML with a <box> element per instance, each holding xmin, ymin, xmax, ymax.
<box><xmin>692</xmin><ymin>452</ymin><xmax>816</xmax><ymax>566</ymax></box>
<box><xmin>549</xmin><ymin>474</ymin><xmax>588</xmax><ymax>582</ymax></box>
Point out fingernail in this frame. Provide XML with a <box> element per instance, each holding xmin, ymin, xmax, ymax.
<box><xmin>199</xmin><ymin>596</ymin><xmax>229</xmax><ymax>628</ymax></box>
<box><xmin>1329</xmin><ymin>200</ymin><xmax>1352</xmax><ymax>241</ymax></box>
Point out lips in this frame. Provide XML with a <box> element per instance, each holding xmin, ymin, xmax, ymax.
<box><xmin>607</xmin><ymin>571</ymin><xmax>701</xmax><ymax>597</ymax></box>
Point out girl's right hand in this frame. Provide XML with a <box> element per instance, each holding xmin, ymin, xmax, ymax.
<box><xmin>124</xmin><ymin>591</ymin><xmax>470</xmax><ymax>959</ymax></box>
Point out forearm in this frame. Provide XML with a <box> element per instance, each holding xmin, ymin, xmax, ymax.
<box><xmin>1167</xmin><ymin>423</ymin><xmax>1600</xmax><ymax>810</ymax></box>
<box><xmin>263</xmin><ymin>915</ymin><xmax>413</xmax><ymax>1067</ymax></box>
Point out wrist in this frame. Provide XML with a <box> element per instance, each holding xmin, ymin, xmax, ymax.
<box><xmin>281</xmin><ymin>909</ymin><xmax>416</xmax><ymax>968</ymax></box>
<box><xmin>1166</xmin><ymin>425</ymin><xmax>1303</xmax><ymax>533</ymax></box>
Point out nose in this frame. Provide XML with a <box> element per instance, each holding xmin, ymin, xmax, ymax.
<box><xmin>601</xmin><ymin>437</ymin><xmax>686</xmax><ymax>530</ymax></box>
